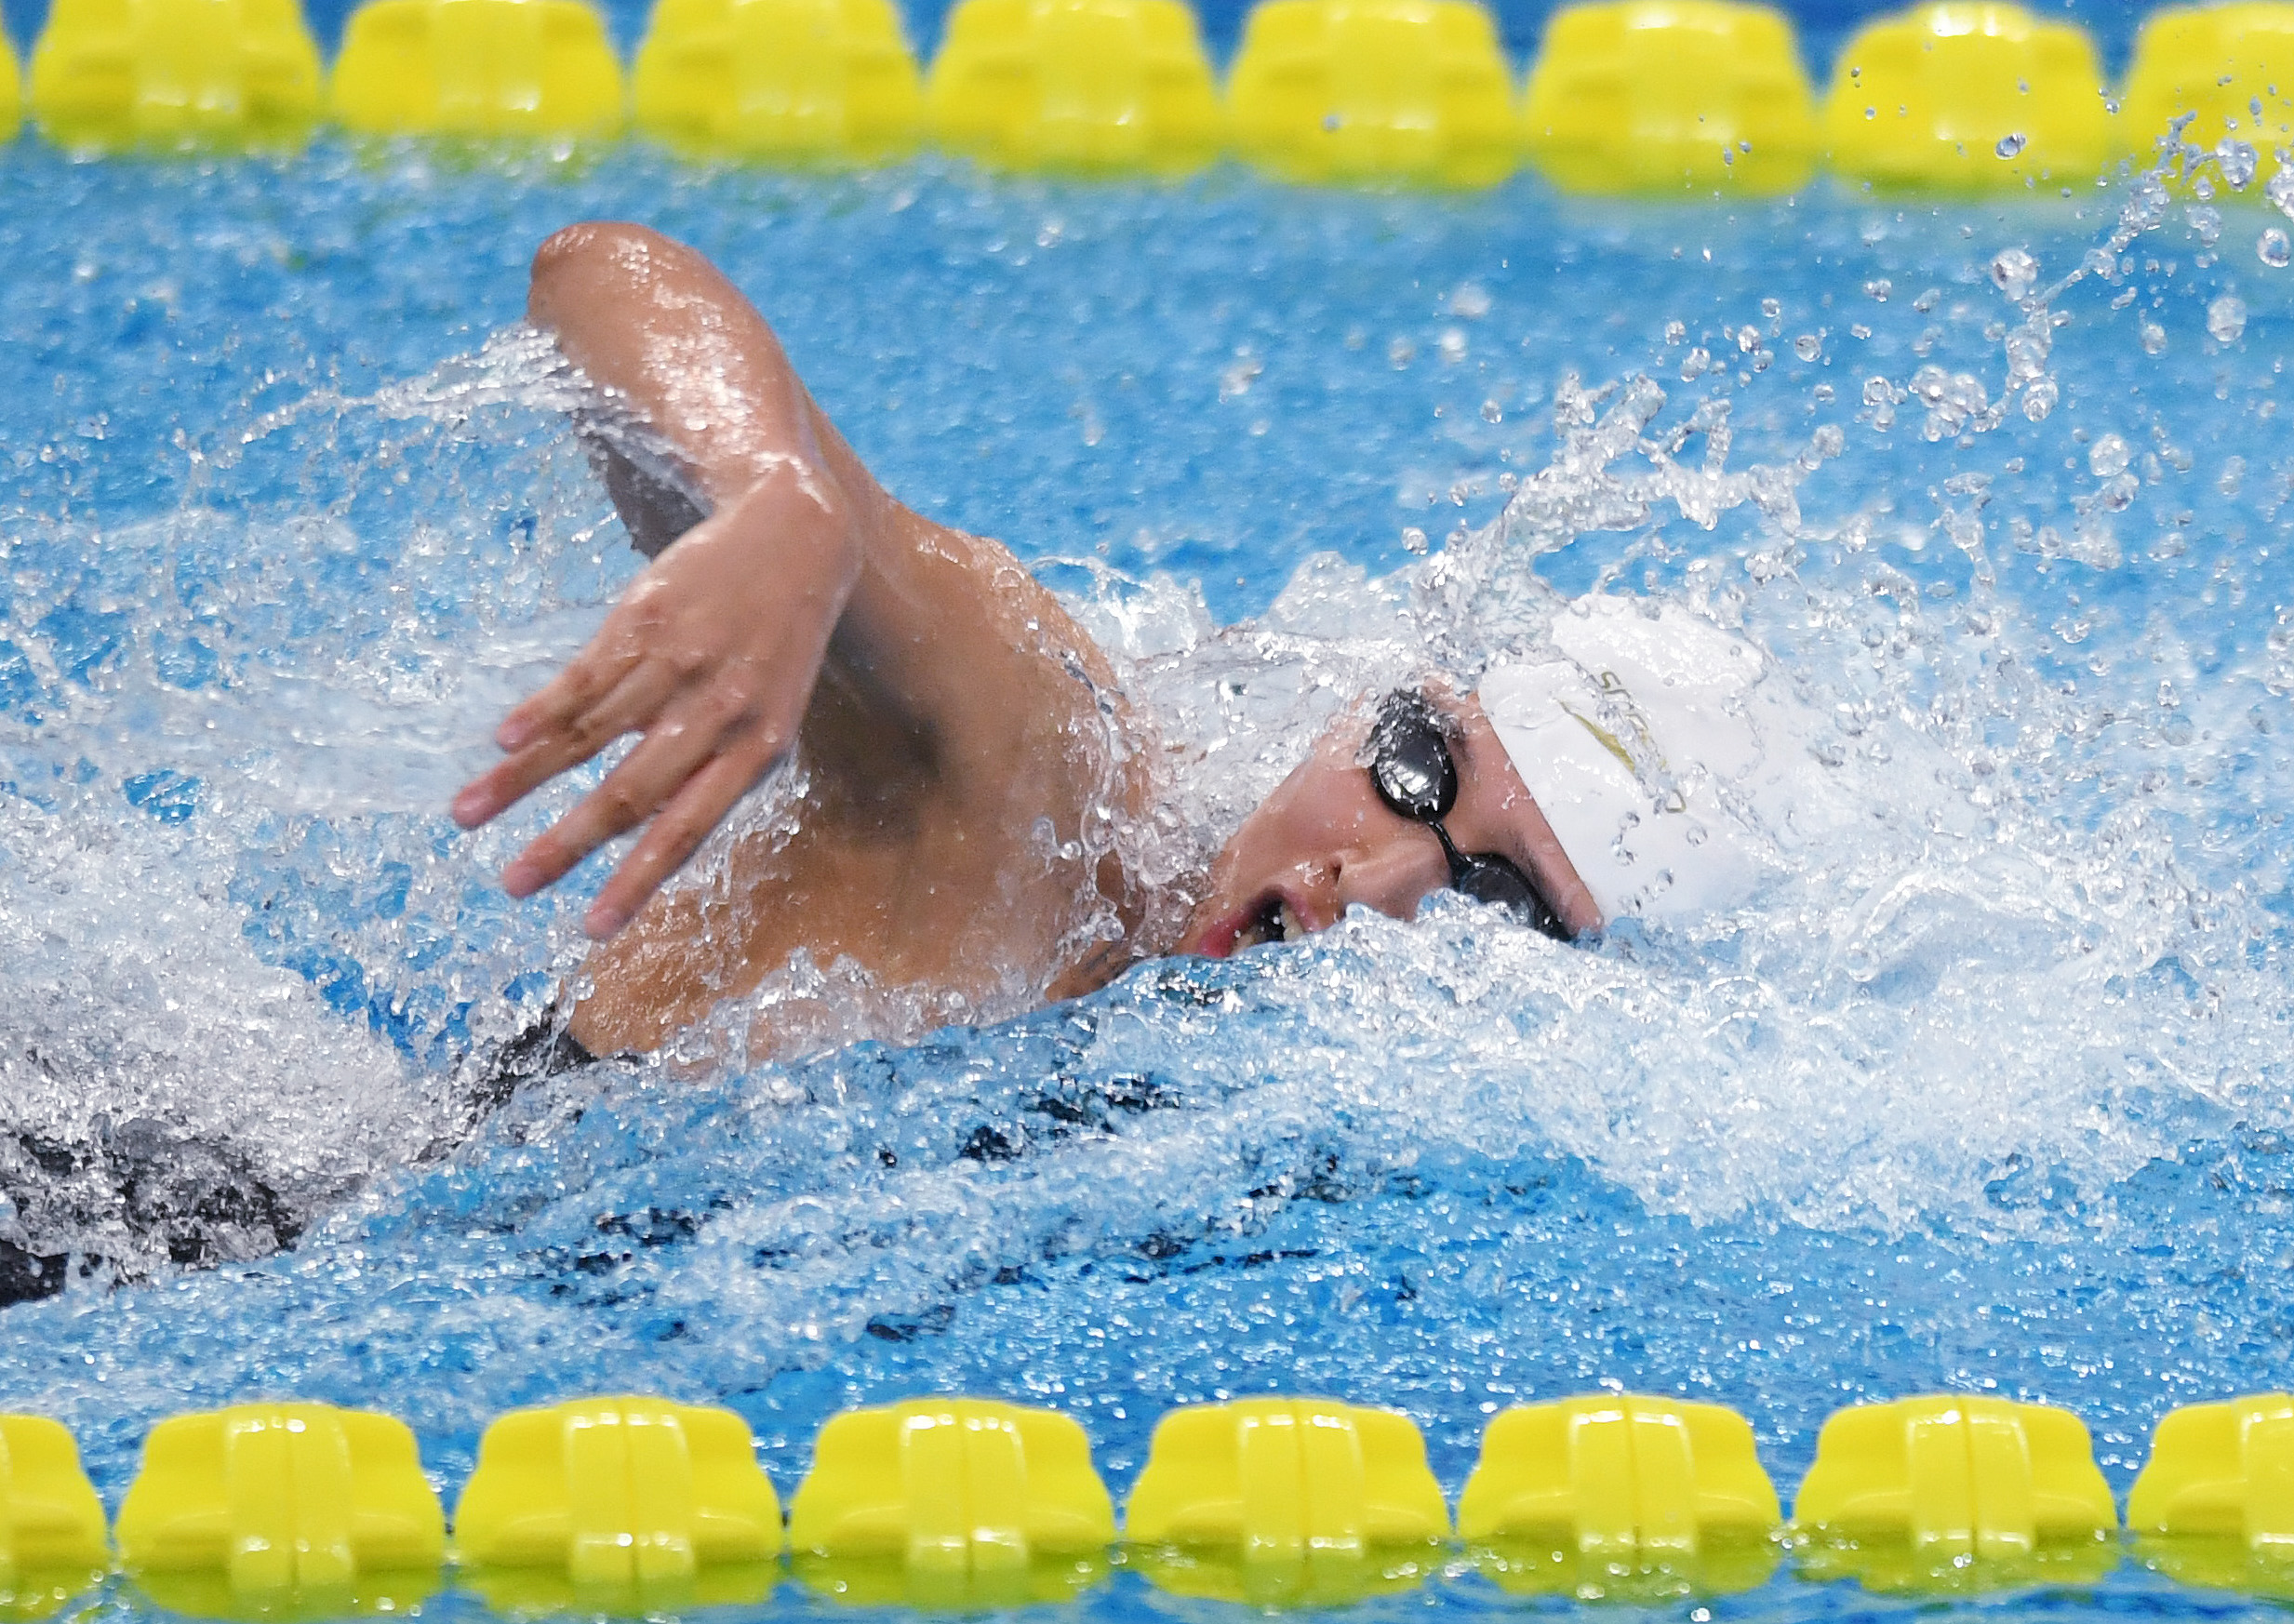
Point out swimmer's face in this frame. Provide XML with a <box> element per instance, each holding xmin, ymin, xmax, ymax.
<box><xmin>1177</xmin><ymin>687</ymin><xmax>1603</xmax><ymax>957</ymax></box>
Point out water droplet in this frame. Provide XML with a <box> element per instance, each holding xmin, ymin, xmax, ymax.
<box><xmin>2124</xmin><ymin>174</ymin><xmax>2171</xmax><ymax>232</ymax></box>
<box><xmin>2006</xmin><ymin>328</ymin><xmax>2048</xmax><ymax>381</ymax></box>
<box><xmin>2089</xmin><ymin>433</ymin><xmax>2132</xmax><ymax>478</ymax></box>
<box><xmin>1447</xmin><ymin>282</ymin><xmax>1491</xmax><ymax>319</ymax></box>
<box><xmin>1995</xmin><ymin>132</ymin><xmax>2027</xmax><ymax>158</ymax></box>
<box><xmin>2261</xmin><ymin>227</ymin><xmax>2292</xmax><ymax>267</ymax></box>
<box><xmin>1989</xmin><ymin>247</ymin><xmax>2038</xmax><ymax>299</ymax></box>
<box><xmin>1794</xmin><ymin>333</ymin><xmax>1822</xmax><ymax>361</ymax></box>
<box><xmin>2021</xmin><ymin>377</ymin><xmax>2058</xmax><ymax>420</ymax></box>
<box><xmin>2268</xmin><ymin>166</ymin><xmax>2294</xmax><ymax>220</ymax></box>
<box><xmin>2217</xmin><ymin>138</ymin><xmax>2259</xmax><ymax>188</ymax></box>
<box><xmin>2140</xmin><ymin>319</ymin><xmax>2168</xmax><ymax>355</ymax></box>
<box><xmin>2207</xmin><ymin>294</ymin><xmax>2247</xmax><ymax>342</ymax></box>
<box><xmin>1863</xmin><ymin>278</ymin><xmax>1892</xmax><ymax>302</ymax></box>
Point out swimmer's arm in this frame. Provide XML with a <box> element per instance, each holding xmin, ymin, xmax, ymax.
<box><xmin>451</xmin><ymin>221</ymin><xmax>1121</xmax><ymax>939</ymax></box>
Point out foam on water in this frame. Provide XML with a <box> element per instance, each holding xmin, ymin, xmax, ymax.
<box><xmin>0</xmin><ymin>139</ymin><xmax>2290</xmax><ymax>1615</ymax></box>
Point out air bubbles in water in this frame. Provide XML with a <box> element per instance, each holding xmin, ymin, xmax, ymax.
<box><xmin>2207</xmin><ymin>294</ymin><xmax>2248</xmax><ymax>343</ymax></box>
<box><xmin>1989</xmin><ymin>247</ymin><xmax>2039</xmax><ymax>300</ymax></box>
<box><xmin>2261</xmin><ymin>227</ymin><xmax>2292</xmax><ymax>268</ymax></box>
<box><xmin>1994</xmin><ymin>132</ymin><xmax>2027</xmax><ymax>159</ymax></box>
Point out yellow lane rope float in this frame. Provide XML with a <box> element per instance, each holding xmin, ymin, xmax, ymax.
<box><xmin>331</xmin><ymin>0</ymin><xmax>625</xmax><ymax>140</ymax></box>
<box><xmin>13</xmin><ymin>1390</ymin><xmax>2294</xmax><ymax>1612</ymax></box>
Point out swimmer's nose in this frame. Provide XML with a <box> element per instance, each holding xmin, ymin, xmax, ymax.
<box><xmin>1333</xmin><ymin>829</ymin><xmax>1451</xmax><ymax>923</ymax></box>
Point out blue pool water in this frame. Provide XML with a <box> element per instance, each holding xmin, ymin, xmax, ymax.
<box><xmin>2</xmin><ymin>137</ymin><xmax>2293</xmax><ymax>1621</ymax></box>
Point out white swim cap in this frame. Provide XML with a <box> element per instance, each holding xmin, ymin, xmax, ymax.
<box><xmin>1477</xmin><ymin>597</ymin><xmax>1790</xmax><ymax>925</ymax></box>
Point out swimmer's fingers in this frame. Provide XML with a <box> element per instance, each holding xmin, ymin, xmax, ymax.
<box><xmin>451</xmin><ymin>655</ymin><xmax>681</xmax><ymax>829</ymax></box>
<box><xmin>584</xmin><ymin>740</ymin><xmax>787</xmax><ymax>938</ymax></box>
<box><xmin>493</xmin><ymin>616</ymin><xmax>654</xmax><ymax>754</ymax></box>
<box><xmin>497</xmin><ymin>678</ymin><xmax>796</xmax><ymax>913</ymax></box>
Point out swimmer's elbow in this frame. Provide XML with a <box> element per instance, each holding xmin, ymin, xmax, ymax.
<box><xmin>527</xmin><ymin>220</ymin><xmax>688</xmax><ymax>330</ymax></box>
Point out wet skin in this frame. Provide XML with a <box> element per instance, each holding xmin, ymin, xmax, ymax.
<box><xmin>456</xmin><ymin>222</ymin><xmax>1594</xmax><ymax>1060</ymax></box>
<box><xmin>1178</xmin><ymin>690</ymin><xmax>1602</xmax><ymax>958</ymax></box>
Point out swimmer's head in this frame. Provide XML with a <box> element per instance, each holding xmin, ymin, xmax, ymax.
<box><xmin>1177</xmin><ymin>596</ymin><xmax>1784</xmax><ymax>957</ymax></box>
<box><xmin>1175</xmin><ymin>684</ymin><xmax>1602</xmax><ymax>958</ymax></box>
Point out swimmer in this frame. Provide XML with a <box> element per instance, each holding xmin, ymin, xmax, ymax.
<box><xmin>456</xmin><ymin>223</ymin><xmax>1776</xmax><ymax>1065</ymax></box>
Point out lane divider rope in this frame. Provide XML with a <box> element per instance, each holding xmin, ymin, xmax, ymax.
<box><xmin>4</xmin><ymin>0</ymin><xmax>2289</xmax><ymax>195</ymax></box>
<box><xmin>5</xmin><ymin>1389</ymin><xmax>2289</xmax><ymax>1613</ymax></box>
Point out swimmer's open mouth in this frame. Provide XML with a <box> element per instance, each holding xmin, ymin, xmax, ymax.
<box><xmin>1229</xmin><ymin>894</ymin><xmax>1303</xmax><ymax>952</ymax></box>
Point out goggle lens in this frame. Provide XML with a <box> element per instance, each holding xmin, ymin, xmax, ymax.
<box><xmin>1367</xmin><ymin>689</ymin><xmax>1572</xmax><ymax>942</ymax></box>
<box><xmin>1367</xmin><ymin>690</ymin><xmax>1457</xmax><ymax>822</ymax></box>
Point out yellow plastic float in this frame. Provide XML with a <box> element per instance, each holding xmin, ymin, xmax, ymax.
<box><xmin>1124</xmin><ymin>1397</ymin><xmax>1449</xmax><ymax>1604</ymax></box>
<box><xmin>1794</xmin><ymin>1394</ymin><xmax>2119</xmax><ymax>1591</ymax></box>
<box><xmin>331</xmin><ymin>0</ymin><xmax>624</xmax><ymax>140</ymax></box>
<box><xmin>788</xmin><ymin>1397</ymin><xmax>1114</xmax><ymax>1606</ymax></box>
<box><xmin>1227</xmin><ymin>0</ymin><xmax>1517</xmax><ymax>189</ymax></box>
<box><xmin>1524</xmin><ymin>1</ymin><xmax>1819</xmax><ymax>195</ymax></box>
<box><xmin>632</xmin><ymin>0</ymin><xmax>922</xmax><ymax>161</ymax></box>
<box><xmin>114</xmin><ymin>1403</ymin><xmax>443</xmax><ymax>1615</ymax></box>
<box><xmin>927</xmin><ymin>0</ymin><xmax>1220</xmax><ymax>176</ymax></box>
<box><xmin>29</xmin><ymin>0</ymin><xmax>324</xmax><ymax>150</ymax></box>
<box><xmin>1822</xmin><ymin>3</ymin><xmax>2111</xmax><ymax>193</ymax></box>
<box><xmin>2122</xmin><ymin>3</ymin><xmax>2294</xmax><ymax>181</ymax></box>
<box><xmin>0</xmin><ymin>1414</ymin><xmax>111</xmax><ymax>1617</ymax></box>
<box><xmin>1459</xmin><ymin>1394</ymin><xmax>1780</xmax><ymax>1596</ymax></box>
<box><xmin>453</xmin><ymin>1395</ymin><xmax>780</xmax><ymax>1611</ymax></box>
<box><xmin>2127</xmin><ymin>1391</ymin><xmax>2294</xmax><ymax>1594</ymax></box>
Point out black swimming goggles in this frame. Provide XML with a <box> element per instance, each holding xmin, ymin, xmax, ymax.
<box><xmin>1367</xmin><ymin>689</ymin><xmax>1572</xmax><ymax>941</ymax></box>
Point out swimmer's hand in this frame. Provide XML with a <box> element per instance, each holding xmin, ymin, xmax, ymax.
<box><xmin>449</xmin><ymin>463</ymin><xmax>859</xmax><ymax>938</ymax></box>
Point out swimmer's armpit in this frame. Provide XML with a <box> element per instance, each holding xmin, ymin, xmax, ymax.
<box><xmin>567</xmin><ymin>396</ymin><xmax>709</xmax><ymax>561</ymax></box>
